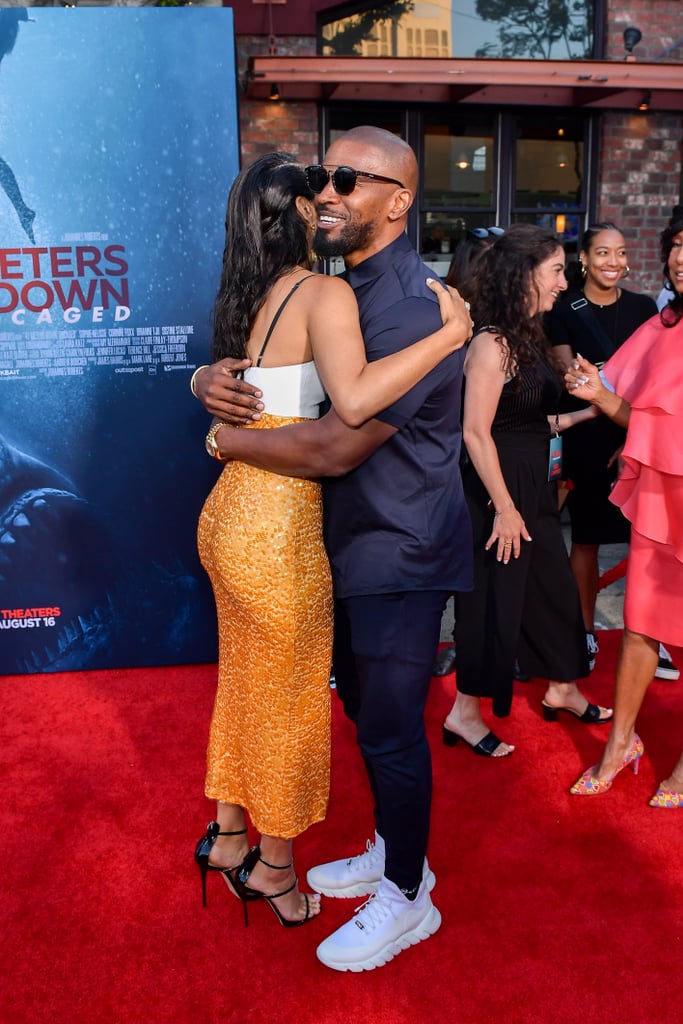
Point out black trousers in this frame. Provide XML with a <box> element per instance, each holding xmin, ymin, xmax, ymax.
<box><xmin>455</xmin><ymin>440</ymin><xmax>589</xmax><ymax>717</ymax></box>
<box><xmin>332</xmin><ymin>590</ymin><xmax>450</xmax><ymax>893</ymax></box>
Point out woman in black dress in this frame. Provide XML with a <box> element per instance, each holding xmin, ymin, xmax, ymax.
<box><xmin>545</xmin><ymin>223</ymin><xmax>656</xmax><ymax>671</ymax></box>
<box><xmin>443</xmin><ymin>225</ymin><xmax>611</xmax><ymax>757</ymax></box>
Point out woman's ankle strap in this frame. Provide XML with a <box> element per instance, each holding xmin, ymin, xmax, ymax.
<box><xmin>259</xmin><ymin>856</ymin><xmax>294</xmax><ymax>870</ymax></box>
<box><xmin>207</xmin><ymin>820</ymin><xmax>247</xmax><ymax>839</ymax></box>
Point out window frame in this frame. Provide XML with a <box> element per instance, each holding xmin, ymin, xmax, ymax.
<box><xmin>319</xmin><ymin>103</ymin><xmax>600</xmax><ymax>266</ymax></box>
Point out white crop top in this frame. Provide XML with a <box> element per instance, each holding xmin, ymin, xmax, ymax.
<box><xmin>243</xmin><ymin>361</ymin><xmax>326</xmax><ymax>419</ymax></box>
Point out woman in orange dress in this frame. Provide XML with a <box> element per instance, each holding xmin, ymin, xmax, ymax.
<box><xmin>194</xmin><ymin>153</ymin><xmax>472</xmax><ymax>926</ymax></box>
<box><xmin>568</xmin><ymin>209</ymin><xmax>683</xmax><ymax>805</ymax></box>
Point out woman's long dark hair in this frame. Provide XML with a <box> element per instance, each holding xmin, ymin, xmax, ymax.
<box><xmin>445</xmin><ymin>235</ymin><xmax>488</xmax><ymax>289</ymax></box>
<box><xmin>565</xmin><ymin>221</ymin><xmax>623</xmax><ymax>291</ymax></box>
<box><xmin>660</xmin><ymin>211</ymin><xmax>683</xmax><ymax>328</ymax></box>
<box><xmin>212</xmin><ymin>153</ymin><xmax>313</xmax><ymax>361</ymax></box>
<box><xmin>463</xmin><ymin>223</ymin><xmax>562</xmax><ymax>375</ymax></box>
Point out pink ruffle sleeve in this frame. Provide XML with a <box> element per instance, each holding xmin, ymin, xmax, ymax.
<box><xmin>604</xmin><ymin>316</ymin><xmax>683</xmax><ymax>562</ymax></box>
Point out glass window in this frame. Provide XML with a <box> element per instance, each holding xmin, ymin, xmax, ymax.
<box><xmin>319</xmin><ymin>1</ymin><xmax>595</xmax><ymax>60</ymax></box>
<box><xmin>323</xmin><ymin>106</ymin><xmax>593</xmax><ymax>272</ymax></box>
<box><xmin>327</xmin><ymin>109</ymin><xmax>403</xmax><ymax>145</ymax></box>
<box><xmin>512</xmin><ymin>114</ymin><xmax>585</xmax><ymax>252</ymax></box>
<box><xmin>421</xmin><ymin>113</ymin><xmax>496</xmax><ymax>266</ymax></box>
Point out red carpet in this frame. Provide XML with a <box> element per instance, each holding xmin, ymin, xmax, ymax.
<box><xmin>2</xmin><ymin>631</ymin><xmax>682</xmax><ymax>1024</ymax></box>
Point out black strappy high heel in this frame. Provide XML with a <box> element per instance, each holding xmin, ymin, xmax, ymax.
<box><xmin>230</xmin><ymin>845</ymin><xmax>316</xmax><ymax>928</ymax></box>
<box><xmin>194</xmin><ymin>820</ymin><xmax>248</xmax><ymax>906</ymax></box>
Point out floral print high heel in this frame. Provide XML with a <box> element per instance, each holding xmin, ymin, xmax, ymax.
<box><xmin>570</xmin><ymin>734</ymin><xmax>644</xmax><ymax>795</ymax></box>
<box><xmin>649</xmin><ymin>787</ymin><xmax>683</xmax><ymax>808</ymax></box>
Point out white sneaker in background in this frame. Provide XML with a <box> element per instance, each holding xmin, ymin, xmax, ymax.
<box><xmin>586</xmin><ymin>631</ymin><xmax>599</xmax><ymax>672</ymax></box>
<box><xmin>315</xmin><ymin>876</ymin><xmax>441</xmax><ymax>972</ymax></box>
<box><xmin>655</xmin><ymin>644</ymin><xmax>680</xmax><ymax>681</ymax></box>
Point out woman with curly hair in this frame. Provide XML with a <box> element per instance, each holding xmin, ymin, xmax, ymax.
<box><xmin>568</xmin><ymin>210</ymin><xmax>683</xmax><ymax>804</ymax></box>
<box><xmin>442</xmin><ymin>224</ymin><xmax>611</xmax><ymax>757</ymax></box>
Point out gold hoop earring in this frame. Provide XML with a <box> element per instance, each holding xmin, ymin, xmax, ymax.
<box><xmin>580</xmin><ymin>263</ymin><xmax>587</xmax><ymax>278</ymax></box>
<box><xmin>624</xmin><ymin>265</ymin><xmax>631</xmax><ymax>277</ymax></box>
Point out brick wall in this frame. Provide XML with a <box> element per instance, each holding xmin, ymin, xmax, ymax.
<box><xmin>236</xmin><ymin>35</ymin><xmax>319</xmax><ymax>167</ymax></box>
<box><xmin>605</xmin><ymin>1</ymin><xmax>683</xmax><ymax>62</ymax></box>
<box><xmin>598</xmin><ymin>112</ymin><xmax>681</xmax><ymax>294</ymax></box>
<box><xmin>599</xmin><ymin>4</ymin><xmax>682</xmax><ymax>293</ymax></box>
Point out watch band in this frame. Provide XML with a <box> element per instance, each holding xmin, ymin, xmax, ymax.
<box><xmin>205</xmin><ymin>421</ymin><xmax>228</xmax><ymax>460</ymax></box>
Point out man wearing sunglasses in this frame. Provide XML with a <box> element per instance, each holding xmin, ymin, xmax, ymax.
<box><xmin>193</xmin><ymin>126</ymin><xmax>473</xmax><ymax>972</ymax></box>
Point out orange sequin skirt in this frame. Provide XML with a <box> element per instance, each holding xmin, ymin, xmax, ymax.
<box><xmin>197</xmin><ymin>416</ymin><xmax>333</xmax><ymax>839</ymax></box>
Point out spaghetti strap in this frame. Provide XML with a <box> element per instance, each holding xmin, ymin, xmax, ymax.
<box><xmin>256</xmin><ymin>275</ymin><xmax>315</xmax><ymax>367</ymax></box>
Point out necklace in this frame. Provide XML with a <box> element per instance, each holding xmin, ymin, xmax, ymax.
<box><xmin>585</xmin><ymin>285</ymin><xmax>620</xmax><ymax>309</ymax></box>
<box><xmin>585</xmin><ymin>289</ymin><xmax>621</xmax><ymax>348</ymax></box>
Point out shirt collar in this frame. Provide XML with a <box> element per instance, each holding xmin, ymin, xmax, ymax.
<box><xmin>342</xmin><ymin>232</ymin><xmax>413</xmax><ymax>288</ymax></box>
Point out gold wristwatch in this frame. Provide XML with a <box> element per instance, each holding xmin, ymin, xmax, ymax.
<box><xmin>205</xmin><ymin>421</ymin><xmax>227</xmax><ymax>460</ymax></box>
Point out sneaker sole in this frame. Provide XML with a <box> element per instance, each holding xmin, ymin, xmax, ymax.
<box><xmin>655</xmin><ymin>667</ymin><xmax>680</xmax><ymax>680</ymax></box>
<box><xmin>307</xmin><ymin>866</ymin><xmax>436</xmax><ymax>899</ymax></box>
<box><xmin>316</xmin><ymin>904</ymin><xmax>442</xmax><ymax>972</ymax></box>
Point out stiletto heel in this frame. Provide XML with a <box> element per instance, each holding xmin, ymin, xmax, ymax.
<box><xmin>570</xmin><ymin>734</ymin><xmax>644</xmax><ymax>795</ymax></box>
<box><xmin>194</xmin><ymin>820</ymin><xmax>248</xmax><ymax>906</ymax></box>
<box><xmin>230</xmin><ymin>845</ymin><xmax>318</xmax><ymax>928</ymax></box>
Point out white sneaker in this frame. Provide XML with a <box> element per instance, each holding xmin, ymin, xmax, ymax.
<box><xmin>655</xmin><ymin>644</ymin><xmax>680</xmax><ymax>681</ymax></box>
<box><xmin>316</xmin><ymin>876</ymin><xmax>441</xmax><ymax>972</ymax></box>
<box><xmin>306</xmin><ymin>831</ymin><xmax>436</xmax><ymax>898</ymax></box>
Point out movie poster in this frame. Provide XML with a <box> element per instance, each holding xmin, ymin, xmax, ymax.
<box><xmin>0</xmin><ymin>7</ymin><xmax>239</xmax><ymax>673</ymax></box>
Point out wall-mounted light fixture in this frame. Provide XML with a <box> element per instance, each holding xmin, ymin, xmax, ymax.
<box><xmin>269</xmin><ymin>83</ymin><xmax>281</xmax><ymax>101</ymax></box>
<box><xmin>638</xmin><ymin>90</ymin><xmax>651</xmax><ymax>111</ymax></box>
<box><xmin>455</xmin><ymin>153</ymin><xmax>469</xmax><ymax>170</ymax></box>
<box><xmin>623</xmin><ymin>26</ymin><xmax>642</xmax><ymax>60</ymax></box>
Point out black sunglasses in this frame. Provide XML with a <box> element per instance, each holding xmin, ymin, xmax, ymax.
<box><xmin>305</xmin><ymin>164</ymin><xmax>405</xmax><ymax>196</ymax></box>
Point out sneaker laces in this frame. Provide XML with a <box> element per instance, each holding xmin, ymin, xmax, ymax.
<box><xmin>352</xmin><ymin>891</ymin><xmax>393</xmax><ymax>931</ymax></box>
<box><xmin>346</xmin><ymin>839</ymin><xmax>383</xmax><ymax>876</ymax></box>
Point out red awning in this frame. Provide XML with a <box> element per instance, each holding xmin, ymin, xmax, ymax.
<box><xmin>246</xmin><ymin>55</ymin><xmax>683</xmax><ymax>110</ymax></box>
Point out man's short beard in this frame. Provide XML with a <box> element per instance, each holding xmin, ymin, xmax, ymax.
<box><xmin>313</xmin><ymin>220</ymin><xmax>374</xmax><ymax>260</ymax></box>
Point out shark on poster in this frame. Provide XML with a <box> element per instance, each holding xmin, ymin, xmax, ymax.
<box><xmin>0</xmin><ymin>7</ymin><xmax>240</xmax><ymax>673</ymax></box>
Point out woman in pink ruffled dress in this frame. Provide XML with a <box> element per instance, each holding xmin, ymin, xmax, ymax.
<box><xmin>567</xmin><ymin>210</ymin><xmax>683</xmax><ymax>806</ymax></box>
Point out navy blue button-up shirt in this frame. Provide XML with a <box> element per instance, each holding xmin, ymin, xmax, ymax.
<box><xmin>322</xmin><ymin>233</ymin><xmax>473</xmax><ymax>598</ymax></box>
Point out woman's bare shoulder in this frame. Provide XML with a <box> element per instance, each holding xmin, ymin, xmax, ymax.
<box><xmin>466</xmin><ymin>328</ymin><xmax>508</xmax><ymax>372</ymax></box>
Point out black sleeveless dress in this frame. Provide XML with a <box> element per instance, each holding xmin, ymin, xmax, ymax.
<box><xmin>454</xmin><ymin>353</ymin><xmax>589</xmax><ymax>717</ymax></box>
